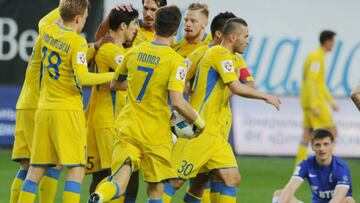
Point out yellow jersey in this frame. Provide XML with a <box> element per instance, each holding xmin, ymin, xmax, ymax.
<box><xmin>186</xmin><ymin>44</ymin><xmax>254</xmax><ymax>83</ymax></box>
<box><xmin>301</xmin><ymin>48</ymin><xmax>335</xmax><ymax>109</ymax></box>
<box><xmin>172</xmin><ymin>33</ymin><xmax>212</xmax><ymax>57</ymax></box>
<box><xmin>133</xmin><ymin>26</ymin><xmax>155</xmax><ymax>46</ymax></box>
<box><xmin>38</xmin><ymin>22</ymin><xmax>113</xmax><ymax>111</ymax></box>
<box><xmin>114</xmin><ymin>41</ymin><xmax>187</xmax><ymax>144</ymax></box>
<box><xmin>190</xmin><ymin>45</ymin><xmax>238</xmax><ymax>137</ymax></box>
<box><xmin>86</xmin><ymin>43</ymin><xmax>126</xmax><ymax>128</ymax></box>
<box><xmin>16</xmin><ymin>8</ymin><xmax>60</xmax><ymax>109</ymax></box>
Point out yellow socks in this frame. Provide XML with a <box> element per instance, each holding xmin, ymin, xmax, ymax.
<box><xmin>10</xmin><ymin>169</ymin><xmax>27</xmax><ymax>203</ymax></box>
<box><xmin>183</xmin><ymin>191</ymin><xmax>201</xmax><ymax>203</ymax></box>
<box><xmin>63</xmin><ymin>180</ymin><xmax>81</xmax><ymax>203</ymax></box>
<box><xmin>163</xmin><ymin>182</ymin><xmax>176</xmax><ymax>203</ymax></box>
<box><xmin>39</xmin><ymin>168</ymin><xmax>61</xmax><ymax>203</ymax></box>
<box><xmin>96</xmin><ymin>181</ymin><xmax>121</xmax><ymax>202</ymax></box>
<box><xmin>17</xmin><ymin>179</ymin><xmax>37</xmax><ymax>203</ymax></box>
<box><xmin>219</xmin><ymin>185</ymin><xmax>237</xmax><ymax>203</ymax></box>
<box><xmin>210</xmin><ymin>181</ymin><xmax>222</xmax><ymax>202</ymax></box>
<box><xmin>295</xmin><ymin>142</ymin><xmax>308</xmax><ymax>165</ymax></box>
<box><xmin>201</xmin><ymin>181</ymin><xmax>211</xmax><ymax>203</ymax></box>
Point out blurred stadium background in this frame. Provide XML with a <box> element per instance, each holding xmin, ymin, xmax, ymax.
<box><xmin>0</xmin><ymin>0</ymin><xmax>359</xmax><ymax>202</ymax></box>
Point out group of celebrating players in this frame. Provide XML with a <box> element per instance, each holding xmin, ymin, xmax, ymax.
<box><xmin>8</xmin><ymin>0</ymin><xmax>360</xmax><ymax>202</ymax></box>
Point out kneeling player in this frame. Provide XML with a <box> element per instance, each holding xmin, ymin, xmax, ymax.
<box><xmin>273</xmin><ymin>129</ymin><xmax>355</xmax><ymax>203</ymax></box>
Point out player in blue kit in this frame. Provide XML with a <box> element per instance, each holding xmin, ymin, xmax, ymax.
<box><xmin>273</xmin><ymin>129</ymin><xmax>355</xmax><ymax>203</ymax></box>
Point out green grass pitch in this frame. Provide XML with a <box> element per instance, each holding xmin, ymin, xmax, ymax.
<box><xmin>1</xmin><ymin>149</ymin><xmax>359</xmax><ymax>202</ymax></box>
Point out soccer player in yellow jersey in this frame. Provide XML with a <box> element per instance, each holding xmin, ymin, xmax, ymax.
<box><xmin>85</xmin><ymin>7</ymin><xmax>139</xmax><ymax>194</ymax></box>
<box><xmin>172</xmin><ymin>3</ymin><xmax>212</xmax><ymax>58</ymax></box>
<box><xmin>17</xmin><ymin>1</ymin><xmax>114</xmax><ymax>203</ymax></box>
<box><xmin>167</xmin><ymin>12</ymin><xmax>256</xmax><ymax>203</ymax></box>
<box><xmin>351</xmin><ymin>85</ymin><xmax>360</xmax><ymax>111</ymax></box>
<box><xmin>164</xmin><ymin>18</ymin><xmax>281</xmax><ymax>203</ymax></box>
<box><xmin>88</xmin><ymin>5</ymin><xmax>206</xmax><ymax>203</ymax></box>
<box><xmin>296</xmin><ymin>30</ymin><xmax>339</xmax><ymax>165</ymax></box>
<box><xmin>10</xmin><ymin>7</ymin><xmax>62</xmax><ymax>203</ymax></box>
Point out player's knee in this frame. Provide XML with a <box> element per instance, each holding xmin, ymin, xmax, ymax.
<box><xmin>343</xmin><ymin>197</ymin><xmax>356</xmax><ymax>203</ymax></box>
<box><xmin>223</xmin><ymin>172</ymin><xmax>241</xmax><ymax>187</ymax></box>
<box><xmin>168</xmin><ymin>178</ymin><xmax>185</xmax><ymax>190</ymax></box>
<box><xmin>67</xmin><ymin>166</ymin><xmax>85</xmax><ymax>182</ymax></box>
<box><xmin>20</xmin><ymin>160</ymin><xmax>30</xmax><ymax>170</ymax></box>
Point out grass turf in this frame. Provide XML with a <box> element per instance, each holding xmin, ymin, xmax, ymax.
<box><xmin>1</xmin><ymin>149</ymin><xmax>359</xmax><ymax>202</ymax></box>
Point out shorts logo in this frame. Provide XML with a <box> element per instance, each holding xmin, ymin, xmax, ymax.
<box><xmin>176</xmin><ymin>66</ymin><xmax>186</xmax><ymax>82</ymax></box>
<box><xmin>77</xmin><ymin>52</ymin><xmax>87</xmax><ymax>65</ymax></box>
<box><xmin>114</xmin><ymin>55</ymin><xmax>124</xmax><ymax>65</ymax></box>
<box><xmin>221</xmin><ymin>60</ymin><xmax>234</xmax><ymax>73</ymax></box>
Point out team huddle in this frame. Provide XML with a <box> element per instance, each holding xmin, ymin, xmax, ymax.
<box><xmin>9</xmin><ymin>0</ymin><xmax>358</xmax><ymax>203</ymax></box>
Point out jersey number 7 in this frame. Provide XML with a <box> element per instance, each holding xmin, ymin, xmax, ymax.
<box><xmin>136</xmin><ymin>66</ymin><xmax>153</xmax><ymax>102</ymax></box>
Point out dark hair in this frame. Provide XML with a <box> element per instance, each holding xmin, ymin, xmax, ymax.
<box><xmin>222</xmin><ymin>17</ymin><xmax>248</xmax><ymax>37</ymax></box>
<box><xmin>320</xmin><ymin>30</ymin><xmax>336</xmax><ymax>45</ymax></box>
<box><xmin>210</xmin><ymin>12</ymin><xmax>236</xmax><ymax>37</ymax></box>
<box><xmin>155</xmin><ymin>5</ymin><xmax>181</xmax><ymax>37</ymax></box>
<box><xmin>311</xmin><ymin>129</ymin><xmax>334</xmax><ymax>142</ymax></box>
<box><xmin>59</xmin><ymin>0</ymin><xmax>89</xmax><ymax>22</ymax></box>
<box><xmin>109</xmin><ymin>8</ymin><xmax>139</xmax><ymax>31</ymax></box>
<box><xmin>142</xmin><ymin>0</ymin><xmax>167</xmax><ymax>7</ymax></box>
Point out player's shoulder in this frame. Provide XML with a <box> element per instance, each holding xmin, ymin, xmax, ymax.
<box><xmin>99</xmin><ymin>43</ymin><xmax>124</xmax><ymax>55</ymax></box>
<box><xmin>300</xmin><ymin>156</ymin><xmax>316</xmax><ymax>168</ymax></box>
<box><xmin>206</xmin><ymin>45</ymin><xmax>232</xmax><ymax>57</ymax></box>
<box><xmin>333</xmin><ymin>156</ymin><xmax>350</xmax><ymax>171</ymax></box>
<box><xmin>201</xmin><ymin>33</ymin><xmax>212</xmax><ymax>44</ymax></box>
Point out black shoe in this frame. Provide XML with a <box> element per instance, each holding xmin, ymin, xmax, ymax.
<box><xmin>88</xmin><ymin>193</ymin><xmax>101</xmax><ymax>203</ymax></box>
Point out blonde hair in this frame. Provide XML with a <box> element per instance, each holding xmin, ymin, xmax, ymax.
<box><xmin>59</xmin><ymin>0</ymin><xmax>89</xmax><ymax>22</ymax></box>
<box><xmin>187</xmin><ymin>3</ymin><xmax>209</xmax><ymax>18</ymax></box>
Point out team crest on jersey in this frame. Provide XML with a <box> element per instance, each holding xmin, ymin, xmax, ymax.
<box><xmin>114</xmin><ymin>55</ymin><xmax>124</xmax><ymax>65</ymax></box>
<box><xmin>176</xmin><ymin>66</ymin><xmax>186</xmax><ymax>82</ymax></box>
<box><xmin>221</xmin><ymin>60</ymin><xmax>234</xmax><ymax>73</ymax></box>
<box><xmin>77</xmin><ymin>52</ymin><xmax>87</xmax><ymax>65</ymax></box>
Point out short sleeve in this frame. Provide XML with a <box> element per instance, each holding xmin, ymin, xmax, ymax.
<box><xmin>335</xmin><ymin>166</ymin><xmax>351</xmax><ymax>187</ymax></box>
<box><xmin>72</xmin><ymin>38</ymin><xmax>88</xmax><ymax>72</ymax></box>
<box><xmin>185</xmin><ymin>47</ymin><xmax>205</xmax><ymax>81</ymax></box>
<box><xmin>213</xmin><ymin>52</ymin><xmax>238</xmax><ymax>84</ymax></box>
<box><xmin>113</xmin><ymin>52</ymin><xmax>129</xmax><ymax>82</ymax></box>
<box><xmin>168</xmin><ymin>57</ymin><xmax>187</xmax><ymax>93</ymax></box>
<box><xmin>292</xmin><ymin>160</ymin><xmax>308</xmax><ymax>181</ymax></box>
<box><xmin>108</xmin><ymin>48</ymin><xmax>125</xmax><ymax>71</ymax></box>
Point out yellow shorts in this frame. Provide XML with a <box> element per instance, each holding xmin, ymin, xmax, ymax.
<box><xmin>172</xmin><ymin>133</ymin><xmax>237</xmax><ymax>179</ymax></box>
<box><xmin>111</xmin><ymin>132</ymin><xmax>177</xmax><ymax>183</ymax></box>
<box><xmin>12</xmin><ymin>109</ymin><xmax>36</xmax><ymax>162</ymax></box>
<box><xmin>86</xmin><ymin>127</ymin><xmax>114</xmax><ymax>174</ymax></box>
<box><xmin>303</xmin><ymin>104</ymin><xmax>334</xmax><ymax>129</ymax></box>
<box><xmin>30</xmin><ymin>109</ymin><xmax>86</xmax><ymax>166</ymax></box>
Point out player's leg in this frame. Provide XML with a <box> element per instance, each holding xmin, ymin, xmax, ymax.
<box><xmin>10</xmin><ymin>110</ymin><xmax>32</xmax><ymax>203</ymax></box>
<box><xmin>342</xmin><ymin>196</ymin><xmax>356</xmax><ymax>203</ymax></box>
<box><xmin>147</xmin><ymin>182</ymin><xmax>164</xmax><ymax>203</ymax></box>
<box><xmin>17</xmin><ymin>109</ymin><xmax>55</xmax><ymax>203</ymax></box>
<box><xmin>10</xmin><ymin>161</ymin><xmax>29</xmax><ymax>203</ymax></box>
<box><xmin>209</xmin><ymin>172</ymin><xmax>224</xmax><ymax>202</ymax></box>
<box><xmin>216</xmin><ymin>168</ymin><xmax>240</xmax><ymax>203</ymax></box>
<box><xmin>295</xmin><ymin>109</ymin><xmax>313</xmax><ymax>165</ymax></box>
<box><xmin>63</xmin><ymin>166</ymin><xmax>85</xmax><ymax>203</ymax></box>
<box><xmin>38</xmin><ymin>165</ymin><xmax>62</xmax><ymax>203</ymax></box>
<box><xmin>123</xmin><ymin>171</ymin><xmax>139</xmax><ymax>203</ymax></box>
<box><xmin>185</xmin><ymin>173</ymin><xmax>210</xmax><ymax>203</ymax></box>
<box><xmin>90</xmin><ymin>169</ymin><xmax>111</xmax><ymax>193</ymax></box>
<box><xmin>89</xmin><ymin>135</ymin><xmax>141</xmax><ymax>202</ymax></box>
<box><xmin>272</xmin><ymin>189</ymin><xmax>303</xmax><ymax>203</ymax></box>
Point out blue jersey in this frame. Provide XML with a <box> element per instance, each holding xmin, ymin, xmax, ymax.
<box><xmin>293</xmin><ymin>156</ymin><xmax>352</xmax><ymax>203</ymax></box>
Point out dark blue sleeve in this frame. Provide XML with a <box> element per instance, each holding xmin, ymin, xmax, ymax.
<box><xmin>335</xmin><ymin>165</ymin><xmax>351</xmax><ymax>187</ymax></box>
<box><xmin>292</xmin><ymin>160</ymin><xmax>308</xmax><ymax>180</ymax></box>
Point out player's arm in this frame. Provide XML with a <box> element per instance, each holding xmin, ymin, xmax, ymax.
<box><xmin>169</xmin><ymin>60</ymin><xmax>205</xmax><ymax>131</ymax></box>
<box><xmin>73</xmin><ymin>40</ymin><xmax>113</xmax><ymax>85</ymax></box>
<box><xmin>329</xmin><ymin>186</ymin><xmax>350</xmax><ymax>203</ymax></box>
<box><xmin>228</xmin><ymin>80</ymin><xmax>280</xmax><ymax>110</ymax></box>
<box><xmin>278</xmin><ymin>177</ymin><xmax>303</xmax><ymax>203</ymax></box>
<box><xmin>351</xmin><ymin>84</ymin><xmax>360</xmax><ymax>111</ymax></box>
<box><xmin>238</xmin><ymin>68</ymin><xmax>256</xmax><ymax>88</ymax></box>
<box><xmin>110</xmin><ymin>52</ymin><xmax>129</xmax><ymax>90</ymax></box>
